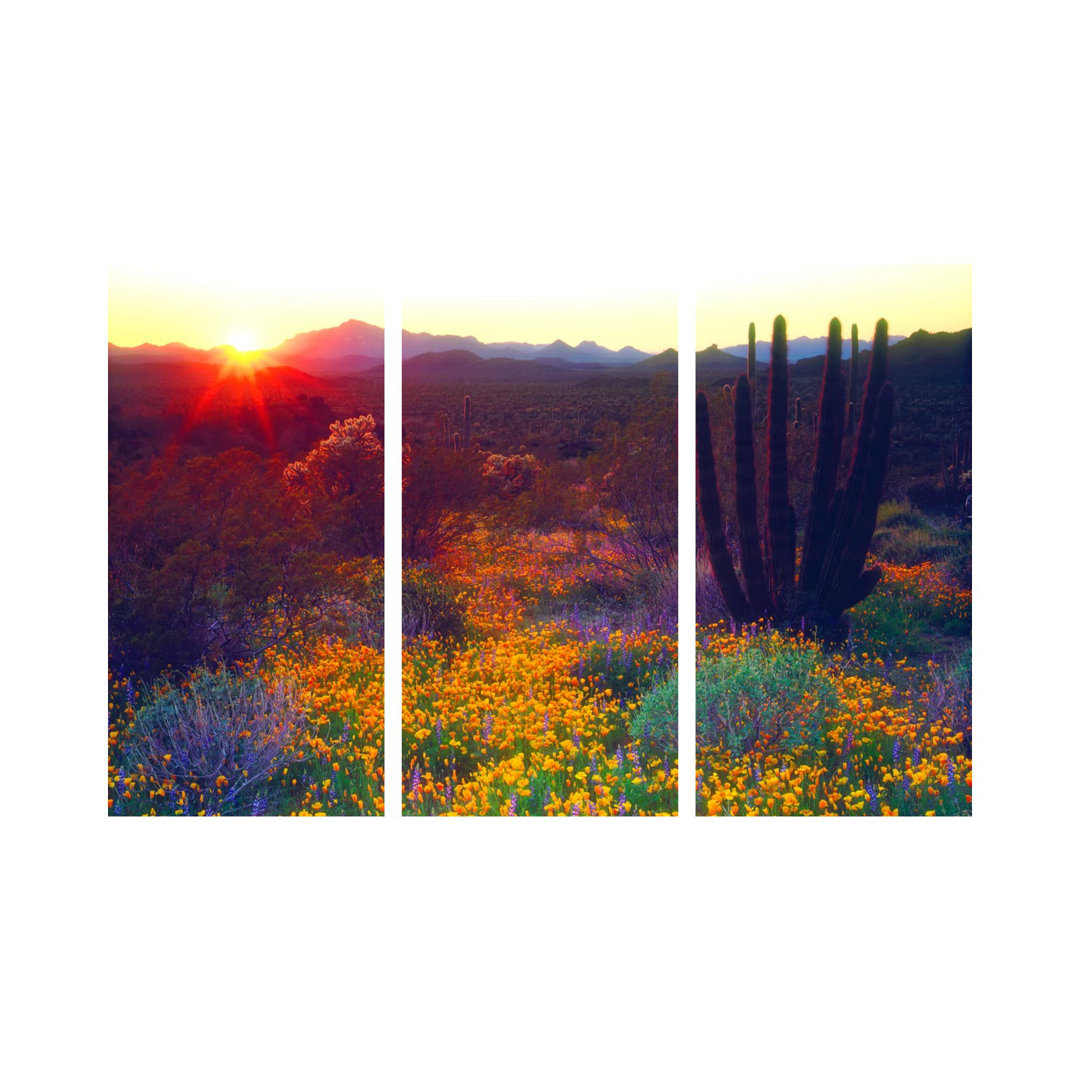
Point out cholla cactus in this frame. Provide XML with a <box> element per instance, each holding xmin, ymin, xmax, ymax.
<box><xmin>480</xmin><ymin>452</ymin><xmax>541</xmax><ymax>497</ymax></box>
<box><xmin>284</xmin><ymin>415</ymin><xmax>382</xmax><ymax>498</ymax></box>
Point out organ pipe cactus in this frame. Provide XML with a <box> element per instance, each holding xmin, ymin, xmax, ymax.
<box><xmin>696</xmin><ymin>315</ymin><xmax>895</xmax><ymax>637</ymax></box>
<box><xmin>848</xmin><ymin>323</ymin><xmax>859</xmax><ymax>433</ymax></box>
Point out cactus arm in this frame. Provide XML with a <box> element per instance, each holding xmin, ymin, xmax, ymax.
<box><xmin>818</xmin><ymin>318</ymin><xmax>889</xmax><ymax>606</ymax></box>
<box><xmin>765</xmin><ymin>315</ymin><xmax>795</xmax><ymax>599</ymax></box>
<box><xmin>696</xmin><ymin>391</ymin><xmax>752</xmax><ymax>622</ymax></box>
<box><xmin>821</xmin><ymin>381</ymin><xmax>894</xmax><ymax>612</ymax></box>
<box><xmin>799</xmin><ymin>318</ymin><xmax>847</xmax><ymax>595</ymax></box>
<box><xmin>733</xmin><ymin>376</ymin><xmax>772</xmax><ymax>615</ymax></box>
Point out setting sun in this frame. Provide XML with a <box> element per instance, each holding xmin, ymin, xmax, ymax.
<box><xmin>226</xmin><ymin>328</ymin><xmax>259</xmax><ymax>352</ymax></box>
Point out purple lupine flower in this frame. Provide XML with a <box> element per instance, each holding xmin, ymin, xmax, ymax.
<box><xmin>753</xmin><ymin>763</ymin><xmax>761</xmax><ymax>784</ymax></box>
<box><xmin>126</xmin><ymin>679</ymin><xmax>135</xmax><ymax>708</ymax></box>
<box><xmin>892</xmin><ymin>738</ymin><xmax>900</xmax><ymax>766</ymax></box>
<box><xmin>409</xmin><ymin>764</ymin><xmax>421</xmax><ymax>801</ymax></box>
<box><xmin>251</xmin><ymin>793</ymin><xmax>268</xmax><ymax>817</ymax></box>
<box><xmin>913</xmin><ymin>744</ymin><xmax>921</xmax><ymax>767</ymax></box>
<box><xmin>508</xmin><ymin>793</ymin><xmax>517</xmax><ymax>816</ymax></box>
<box><xmin>543</xmin><ymin>710</ymin><xmax>549</xmax><ymax>735</ymax></box>
<box><xmin>866</xmin><ymin>782</ymin><xmax>878</xmax><ymax>813</ymax></box>
<box><xmin>483</xmin><ymin>714</ymin><xmax>493</xmax><ymax>742</ymax></box>
<box><xmin>435</xmin><ymin>715</ymin><xmax>442</xmax><ymax>741</ymax></box>
<box><xmin>570</xmin><ymin>803</ymin><xmax>581</xmax><ymax>816</ymax></box>
<box><xmin>947</xmin><ymin>759</ymin><xmax>956</xmax><ymax>787</ymax></box>
<box><xmin>902</xmin><ymin>776</ymin><xmax>911</xmax><ymax>799</ymax></box>
<box><xmin>618</xmin><ymin>792</ymin><xmax>627</xmax><ymax>816</ymax></box>
<box><xmin>844</xmin><ymin>731</ymin><xmax>854</xmax><ymax>754</ymax></box>
<box><xmin>572</xmin><ymin>730</ymin><xmax>581</xmax><ymax>751</ymax></box>
<box><xmin>615</xmin><ymin>745</ymin><xmax>624</xmax><ymax>769</ymax></box>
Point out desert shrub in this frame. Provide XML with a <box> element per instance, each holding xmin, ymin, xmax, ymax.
<box><xmin>871</xmin><ymin>500</ymin><xmax>971</xmax><ymax>572</ymax></box>
<box><xmin>696</xmin><ymin>639</ymin><xmax>838</xmax><ymax>757</ymax></box>
<box><xmin>627</xmin><ymin>564</ymin><xmax>678</xmax><ymax>623</ymax></box>
<box><xmin>402</xmin><ymin>565</ymin><xmax>466</xmax><ymax>640</ymax></box>
<box><xmin>925</xmin><ymin>645</ymin><xmax>972</xmax><ymax>753</ymax></box>
<box><xmin>630</xmin><ymin>668</ymin><xmax>678</xmax><ymax>759</ymax></box>
<box><xmin>696</xmin><ymin>545</ymin><xmax>728</xmax><ymax>626</ymax></box>
<box><xmin>876</xmin><ymin>500</ymin><xmax>930</xmax><ymax>531</ymax></box>
<box><xmin>283</xmin><ymin>415</ymin><xmax>384</xmax><ymax>557</ymax></box>
<box><xmin>114</xmin><ymin>670</ymin><xmax>307</xmax><ymax>816</ymax></box>
<box><xmin>109</xmin><ymin>448</ymin><xmax>321</xmax><ymax>676</ymax></box>
<box><xmin>402</xmin><ymin>443</ymin><xmax>483</xmax><ymax>560</ymax></box>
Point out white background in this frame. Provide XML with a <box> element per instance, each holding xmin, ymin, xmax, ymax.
<box><xmin>5</xmin><ymin>1</ymin><xmax>1077</xmax><ymax>1076</ymax></box>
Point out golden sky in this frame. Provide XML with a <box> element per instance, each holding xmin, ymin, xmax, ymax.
<box><xmin>404</xmin><ymin>293</ymin><xmax>678</xmax><ymax>355</ymax></box>
<box><xmin>697</xmin><ymin>265</ymin><xmax>971</xmax><ymax>349</ymax></box>
<box><xmin>108</xmin><ymin>269</ymin><xmax>383</xmax><ymax>350</ymax></box>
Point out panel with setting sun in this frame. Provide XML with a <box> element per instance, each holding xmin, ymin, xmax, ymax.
<box><xmin>108</xmin><ymin>271</ymin><xmax>386</xmax><ymax>817</ymax></box>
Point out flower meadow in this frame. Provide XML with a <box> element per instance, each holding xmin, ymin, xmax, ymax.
<box><xmin>696</xmin><ymin>559</ymin><xmax>971</xmax><ymax>816</ymax></box>
<box><xmin>403</xmin><ymin>522</ymin><xmax>678</xmax><ymax>815</ymax></box>
<box><xmin>109</xmin><ymin>629</ymin><xmax>385</xmax><ymax>816</ymax></box>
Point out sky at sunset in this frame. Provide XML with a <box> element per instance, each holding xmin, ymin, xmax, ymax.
<box><xmin>108</xmin><ymin>269</ymin><xmax>383</xmax><ymax>351</ymax></box>
<box><xmin>404</xmin><ymin>293</ymin><xmax>678</xmax><ymax>355</ymax></box>
<box><xmin>697</xmin><ymin>265</ymin><xmax>971</xmax><ymax>350</ymax></box>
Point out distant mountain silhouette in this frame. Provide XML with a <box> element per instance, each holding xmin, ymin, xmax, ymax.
<box><xmin>403</xmin><ymin>350</ymin><xmax>599</xmax><ymax>383</ymax></box>
<box><xmin>718</xmin><ymin>334</ymin><xmax>906</xmax><ymax>365</ymax></box>
<box><xmin>108</xmin><ymin>342</ymin><xmax>222</xmax><ymax>364</ymax></box>
<box><xmin>266</xmin><ymin>319</ymin><xmax>384</xmax><ymax>372</ymax></box>
<box><xmin>402</xmin><ymin>330</ymin><xmax>654</xmax><ymax>365</ymax></box>
<box><xmin>109</xmin><ymin>318</ymin><xmax>385</xmax><ymax>377</ymax></box>
<box><xmin>110</xmin><ymin>319</ymin><xmax>661</xmax><ymax>375</ymax></box>
<box><xmin>698</xmin><ymin>329</ymin><xmax>971</xmax><ymax>390</ymax></box>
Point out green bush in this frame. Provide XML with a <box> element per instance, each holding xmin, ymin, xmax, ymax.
<box><xmin>696</xmin><ymin>640</ymin><xmax>837</xmax><ymax>757</ymax></box>
<box><xmin>872</xmin><ymin>500</ymin><xmax>971</xmax><ymax>572</ymax></box>
<box><xmin>630</xmin><ymin>668</ymin><xmax>678</xmax><ymax>759</ymax></box>
<box><xmin>115</xmin><ymin>669</ymin><xmax>306</xmax><ymax>816</ymax></box>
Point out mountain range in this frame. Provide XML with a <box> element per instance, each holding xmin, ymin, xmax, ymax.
<box><xmin>697</xmin><ymin>328</ymin><xmax>971</xmax><ymax>385</ymax></box>
<box><xmin>713</xmin><ymin>334</ymin><xmax>906</xmax><ymax>365</ymax></box>
<box><xmin>109</xmin><ymin>319</ymin><xmax>661</xmax><ymax>375</ymax></box>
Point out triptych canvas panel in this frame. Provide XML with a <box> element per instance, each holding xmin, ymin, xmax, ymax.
<box><xmin>107</xmin><ymin>268</ymin><xmax>971</xmax><ymax>817</ymax></box>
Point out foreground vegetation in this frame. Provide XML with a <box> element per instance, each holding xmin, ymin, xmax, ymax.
<box><xmin>109</xmin><ymin>363</ymin><xmax>386</xmax><ymax>815</ymax></box>
<box><xmin>403</xmin><ymin>372</ymin><xmax>678</xmax><ymax>815</ymax></box>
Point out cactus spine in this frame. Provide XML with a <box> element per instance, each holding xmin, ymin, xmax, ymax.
<box><xmin>696</xmin><ymin>315</ymin><xmax>895</xmax><ymax>636</ymax></box>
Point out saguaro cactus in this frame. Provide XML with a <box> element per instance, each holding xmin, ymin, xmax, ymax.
<box><xmin>463</xmin><ymin>394</ymin><xmax>472</xmax><ymax>449</ymax></box>
<box><xmin>794</xmin><ymin>397</ymin><xmax>802</xmax><ymax>428</ymax></box>
<box><xmin>696</xmin><ymin>315</ymin><xmax>895</xmax><ymax>637</ymax></box>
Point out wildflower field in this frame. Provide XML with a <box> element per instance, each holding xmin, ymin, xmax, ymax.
<box><xmin>696</xmin><ymin>556</ymin><xmax>971</xmax><ymax>816</ymax></box>
<box><xmin>404</xmin><ymin>525</ymin><xmax>678</xmax><ymax>815</ymax></box>
<box><xmin>403</xmin><ymin>368</ymin><xmax>678</xmax><ymax>815</ymax></box>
